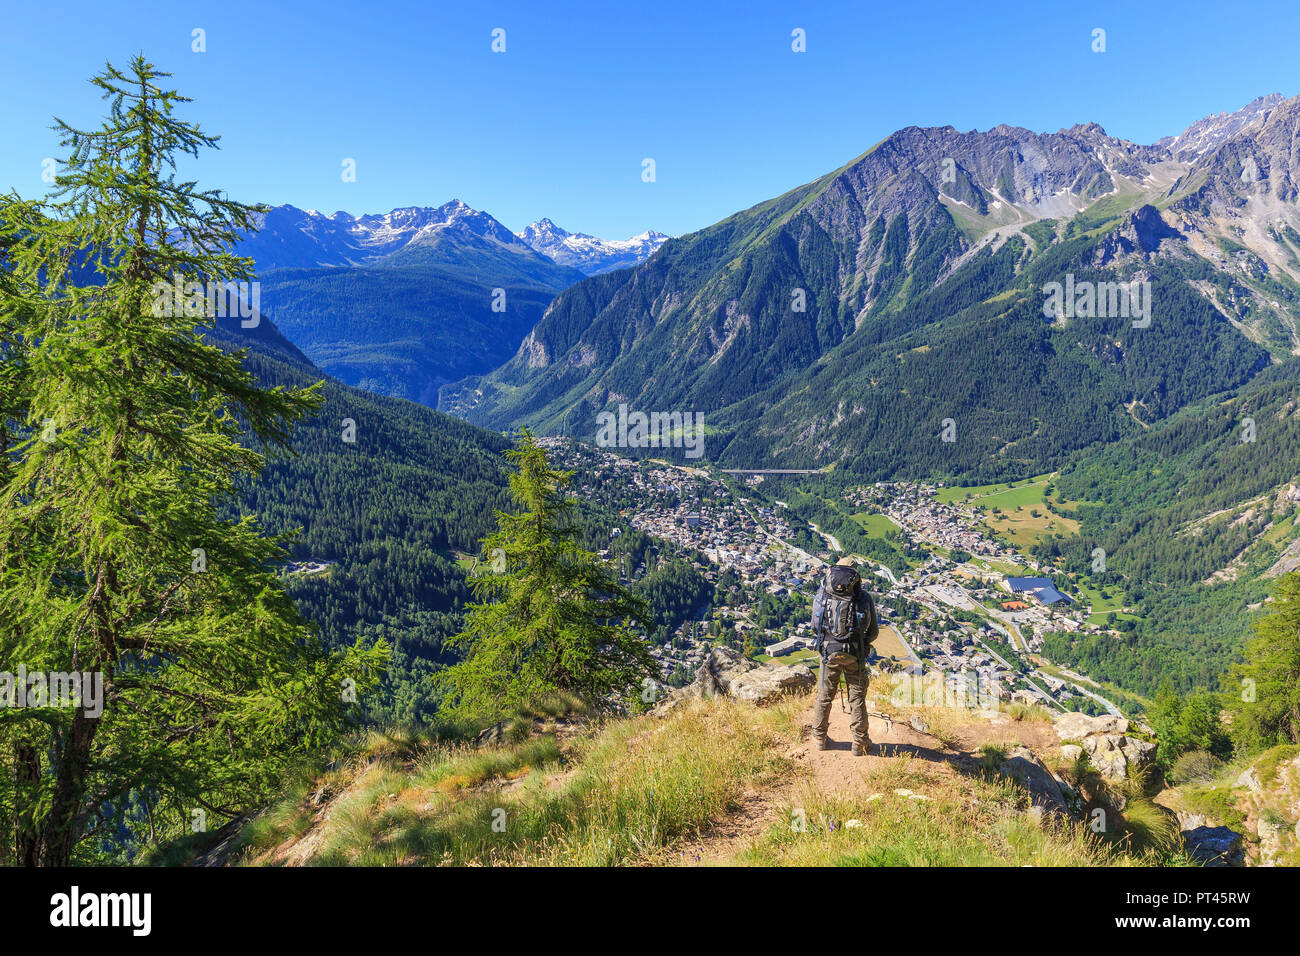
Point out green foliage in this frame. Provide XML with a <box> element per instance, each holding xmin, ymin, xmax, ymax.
<box><xmin>0</xmin><ymin>57</ymin><xmax>384</xmax><ymax>865</ymax></box>
<box><xmin>436</xmin><ymin>431</ymin><xmax>659</xmax><ymax>722</ymax></box>
<box><xmin>215</xmin><ymin>344</ymin><xmax>514</xmax><ymax>726</ymax></box>
<box><xmin>632</xmin><ymin>558</ymin><xmax>712</xmax><ymax>632</ymax></box>
<box><xmin>1033</xmin><ymin>360</ymin><xmax>1300</xmax><ymax>698</ymax></box>
<box><xmin>1169</xmin><ymin>750</ymin><xmax>1225</xmax><ymax>787</ymax></box>
<box><xmin>1228</xmin><ymin>572</ymin><xmax>1300</xmax><ymax>751</ymax></box>
<box><xmin>1148</xmin><ymin>683</ymin><xmax>1232</xmax><ymax>775</ymax></box>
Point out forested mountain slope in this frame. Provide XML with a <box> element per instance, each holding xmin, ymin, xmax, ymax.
<box><xmin>445</xmin><ymin>97</ymin><xmax>1300</xmax><ymax>482</ymax></box>
<box><xmin>230</xmin><ymin>202</ymin><xmax>586</xmax><ymax>407</ymax></box>
<box><xmin>205</xmin><ymin>317</ymin><xmax>513</xmax><ymax>724</ymax></box>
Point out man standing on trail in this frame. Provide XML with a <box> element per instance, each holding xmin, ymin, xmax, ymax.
<box><xmin>810</xmin><ymin>557</ymin><xmax>878</xmax><ymax>756</ymax></box>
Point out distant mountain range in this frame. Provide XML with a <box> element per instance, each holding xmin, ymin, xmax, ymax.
<box><xmin>445</xmin><ymin>93</ymin><xmax>1300</xmax><ymax>476</ymax></box>
<box><xmin>232</xmin><ymin>201</ymin><xmax>666</xmax><ymax>405</ymax></box>
<box><xmin>205</xmin><ymin>92</ymin><xmax>1300</xmax><ymax>725</ymax></box>
<box><xmin>239</xmin><ymin>201</ymin><xmax>667</xmax><ymax>277</ymax></box>
<box><xmin>518</xmin><ymin>219</ymin><xmax>669</xmax><ymax>275</ymax></box>
<box><xmin>434</xmin><ymin>93</ymin><xmax>1300</xmax><ymax>700</ymax></box>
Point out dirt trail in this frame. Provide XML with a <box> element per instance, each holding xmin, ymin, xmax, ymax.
<box><xmin>681</xmin><ymin>697</ymin><xmax>968</xmax><ymax>863</ymax></box>
<box><xmin>799</xmin><ymin>698</ymin><xmax>960</xmax><ymax>792</ymax></box>
<box><xmin>678</xmin><ymin>688</ymin><xmax>1066</xmax><ymax>865</ymax></box>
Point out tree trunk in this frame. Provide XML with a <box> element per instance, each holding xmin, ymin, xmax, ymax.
<box><xmin>38</xmin><ymin>713</ymin><xmax>99</xmax><ymax>866</ymax></box>
<box><xmin>14</xmin><ymin>742</ymin><xmax>42</xmax><ymax>866</ymax></box>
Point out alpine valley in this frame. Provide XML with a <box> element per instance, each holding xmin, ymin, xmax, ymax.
<box><xmin>230</xmin><ymin>202</ymin><xmax>665</xmax><ymax>405</ymax></box>
<box><xmin>223</xmin><ymin>95</ymin><xmax>1300</xmax><ymax>747</ymax></box>
<box><xmin>431</xmin><ymin>94</ymin><xmax>1300</xmax><ymax>702</ymax></box>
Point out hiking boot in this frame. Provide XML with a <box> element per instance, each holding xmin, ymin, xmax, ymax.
<box><xmin>813</xmin><ymin>736</ymin><xmax>828</xmax><ymax>751</ymax></box>
<box><xmin>852</xmin><ymin>742</ymin><xmax>868</xmax><ymax>757</ymax></box>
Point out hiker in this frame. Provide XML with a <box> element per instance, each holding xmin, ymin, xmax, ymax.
<box><xmin>810</xmin><ymin>557</ymin><xmax>879</xmax><ymax>756</ymax></box>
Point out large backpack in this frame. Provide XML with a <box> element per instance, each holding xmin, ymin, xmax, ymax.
<box><xmin>819</xmin><ymin>566</ymin><xmax>862</xmax><ymax>659</ymax></box>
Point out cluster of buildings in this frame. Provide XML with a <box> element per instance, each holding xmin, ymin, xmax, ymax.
<box><xmin>534</xmin><ymin>438</ymin><xmax>1114</xmax><ymax>712</ymax></box>
<box><xmin>539</xmin><ymin>439</ymin><xmax>821</xmax><ymax>681</ymax></box>
<box><xmin>845</xmin><ymin>482</ymin><xmax>1028</xmax><ymax>566</ymax></box>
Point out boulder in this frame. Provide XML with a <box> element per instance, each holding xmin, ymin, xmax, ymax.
<box><xmin>728</xmin><ymin>663</ymin><xmax>816</xmax><ymax>704</ymax></box>
<box><xmin>1053</xmin><ymin>711</ymin><xmax>1154</xmax><ymax>781</ymax></box>
<box><xmin>998</xmin><ymin>745</ymin><xmax>1072</xmax><ymax>814</ymax></box>
<box><xmin>654</xmin><ymin>647</ymin><xmax>814</xmax><ymax>713</ymax></box>
<box><xmin>1053</xmin><ymin>712</ymin><xmax>1128</xmax><ymax>741</ymax></box>
<box><xmin>1235</xmin><ymin>767</ymin><xmax>1261</xmax><ymax>794</ymax></box>
<box><xmin>474</xmin><ymin>721</ymin><xmax>509</xmax><ymax>746</ymax></box>
<box><xmin>1182</xmin><ymin>825</ymin><xmax>1245</xmax><ymax>867</ymax></box>
<box><xmin>1061</xmin><ymin>744</ymin><xmax>1084</xmax><ymax>762</ymax></box>
<box><xmin>1080</xmin><ymin>733</ymin><xmax>1156</xmax><ymax>781</ymax></box>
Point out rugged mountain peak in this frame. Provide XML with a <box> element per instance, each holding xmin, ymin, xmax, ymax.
<box><xmin>517</xmin><ymin>219</ymin><xmax>669</xmax><ymax>275</ymax></box>
<box><xmin>1170</xmin><ymin>95</ymin><xmax>1300</xmax><ymax>217</ymax></box>
<box><xmin>235</xmin><ymin>201</ymin><xmax>546</xmax><ymax>270</ymax></box>
<box><xmin>1093</xmin><ymin>204</ymin><xmax>1184</xmax><ymax>264</ymax></box>
<box><xmin>1158</xmin><ymin>93</ymin><xmax>1289</xmax><ymax>160</ymax></box>
<box><xmin>1062</xmin><ymin>121</ymin><xmax>1109</xmax><ymax>138</ymax></box>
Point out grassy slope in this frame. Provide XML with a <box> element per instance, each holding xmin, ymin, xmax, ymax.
<box><xmin>1158</xmin><ymin>744</ymin><xmax>1300</xmax><ymax>866</ymax></box>
<box><xmin>183</xmin><ymin>693</ymin><xmax>1182</xmax><ymax>867</ymax></box>
<box><xmin>938</xmin><ymin>474</ymin><xmax>1083</xmax><ymax>549</ymax></box>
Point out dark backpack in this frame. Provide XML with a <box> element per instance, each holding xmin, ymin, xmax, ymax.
<box><xmin>819</xmin><ymin>566</ymin><xmax>862</xmax><ymax>658</ymax></box>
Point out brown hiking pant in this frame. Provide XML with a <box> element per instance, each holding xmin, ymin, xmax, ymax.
<box><xmin>811</xmin><ymin>652</ymin><xmax>868</xmax><ymax>746</ymax></box>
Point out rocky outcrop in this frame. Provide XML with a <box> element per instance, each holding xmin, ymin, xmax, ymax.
<box><xmin>1183</xmin><ymin>825</ymin><xmax>1245</xmax><ymax>867</ymax></box>
<box><xmin>997</xmin><ymin>746</ymin><xmax>1076</xmax><ymax>815</ymax></box>
<box><xmin>1161</xmin><ymin>748</ymin><xmax>1300</xmax><ymax>866</ymax></box>
<box><xmin>653</xmin><ymin>647</ymin><xmax>815</xmax><ymax>715</ymax></box>
<box><xmin>1093</xmin><ymin>205</ymin><xmax>1182</xmax><ymax>262</ymax></box>
<box><xmin>1053</xmin><ymin>712</ymin><xmax>1156</xmax><ymax>782</ymax></box>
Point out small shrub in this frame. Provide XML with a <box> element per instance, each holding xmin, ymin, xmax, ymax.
<box><xmin>1171</xmin><ymin>750</ymin><xmax>1224</xmax><ymax>787</ymax></box>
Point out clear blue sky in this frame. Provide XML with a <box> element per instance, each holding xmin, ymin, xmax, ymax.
<box><xmin>2</xmin><ymin>0</ymin><xmax>1298</xmax><ymax>239</ymax></box>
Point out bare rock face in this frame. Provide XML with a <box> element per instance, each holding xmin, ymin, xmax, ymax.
<box><xmin>1093</xmin><ymin>204</ymin><xmax>1182</xmax><ymax>262</ymax></box>
<box><xmin>1054</xmin><ymin>712</ymin><xmax>1129</xmax><ymax>739</ymax></box>
<box><xmin>1053</xmin><ymin>712</ymin><xmax>1155</xmax><ymax>781</ymax></box>
<box><xmin>653</xmin><ymin>647</ymin><xmax>815</xmax><ymax>714</ymax></box>
<box><xmin>1183</xmin><ymin>825</ymin><xmax>1245</xmax><ymax>867</ymax></box>
<box><xmin>691</xmin><ymin>647</ymin><xmax>815</xmax><ymax>705</ymax></box>
<box><xmin>997</xmin><ymin>746</ymin><xmax>1075</xmax><ymax>815</ymax></box>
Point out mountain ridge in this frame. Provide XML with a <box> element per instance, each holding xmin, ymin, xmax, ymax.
<box><xmin>518</xmin><ymin>218</ymin><xmax>670</xmax><ymax>275</ymax></box>
<box><xmin>443</xmin><ymin>93</ymin><xmax>1300</xmax><ymax>469</ymax></box>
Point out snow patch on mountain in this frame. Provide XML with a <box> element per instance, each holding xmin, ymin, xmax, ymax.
<box><xmin>518</xmin><ymin>218</ymin><xmax>669</xmax><ymax>275</ymax></box>
<box><xmin>240</xmin><ymin>200</ymin><xmax>535</xmax><ymax>269</ymax></box>
<box><xmin>1156</xmin><ymin>94</ymin><xmax>1288</xmax><ymax>161</ymax></box>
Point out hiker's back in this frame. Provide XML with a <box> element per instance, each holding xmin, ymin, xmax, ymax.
<box><xmin>810</xmin><ymin>559</ymin><xmax>875</xmax><ymax>756</ymax></box>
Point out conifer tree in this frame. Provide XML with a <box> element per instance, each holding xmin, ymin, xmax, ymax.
<box><xmin>1229</xmin><ymin>572</ymin><xmax>1300</xmax><ymax>750</ymax></box>
<box><xmin>0</xmin><ymin>56</ymin><xmax>384</xmax><ymax>865</ymax></box>
<box><xmin>438</xmin><ymin>430</ymin><xmax>658</xmax><ymax>722</ymax></box>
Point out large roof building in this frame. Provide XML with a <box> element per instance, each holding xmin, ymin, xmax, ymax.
<box><xmin>1004</xmin><ymin>576</ymin><xmax>1073</xmax><ymax>605</ymax></box>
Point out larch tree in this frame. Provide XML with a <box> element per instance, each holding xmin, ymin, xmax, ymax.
<box><xmin>0</xmin><ymin>56</ymin><xmax>385</xmax><ymax>866</ymax></box>
<box><xmin>437</xmin><ymin>430</ymin><xmax>658</xmax><ymax>723</ymax></box>
<box><xmin>1229</xmin><ymin>571</ymin><xmax>1300</xmax><ymax>751</ymax></box>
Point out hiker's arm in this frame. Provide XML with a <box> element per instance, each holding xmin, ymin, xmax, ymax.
<box><xmin>859</xmin><ymin>591</ymin><xmax>879</xmax><ymax>642</ymax></box>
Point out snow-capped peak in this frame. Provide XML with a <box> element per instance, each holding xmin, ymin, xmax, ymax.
<box><xmin>517</xmin><ymin>219</ymin><xmax>669</xmax><ymax>275</ymax></box>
